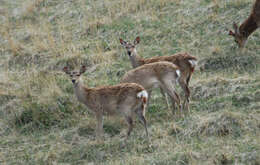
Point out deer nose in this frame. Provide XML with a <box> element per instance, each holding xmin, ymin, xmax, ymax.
<box><xmin>72</xmin><ymin>80</ymin><xmax>76</xmax><ymax>83</ymax></box>
<box><xmin>127</xmin><ymin>51</ymin><xmax>131</xmax><ymax>56</ymax></box>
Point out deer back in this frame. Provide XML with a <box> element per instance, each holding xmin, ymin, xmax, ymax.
<box><xmin>75</xmin><ymin>82</ymin><xmax>146</xmax><ymax>115</ymax></box>
<box><xmin>143</xmin><ymin>53</ymin><xmax>197</xmax><ymax>79</ymax></box>
<box><xmin>121</xmin><ymin>62</ymin><xmax>179</xmax><ymax>90</ymax></box>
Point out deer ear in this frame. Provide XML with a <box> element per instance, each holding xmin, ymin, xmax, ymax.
<box><xmin>134</xmin><ymin>36</ymin><xmax>140</xmax><ymax>45</ymax></box>
<box><xmin>80</xmin><ymin>65</ymin><xmax>86</xmax><ymax>74</ymax></box>
<box><xmin>228</xmin><ymin>30</ymin><xmax>235</xmax><ymax>36</ymax></box>
<box><xmin>63</xmin><ymin>67</ymin><xmax>69</xmax><ymax>74</ymax></box>
<box><xmin>119</xmin><ymin>38</ymin><xmax>127</xmax><ymax>46</ymax></box>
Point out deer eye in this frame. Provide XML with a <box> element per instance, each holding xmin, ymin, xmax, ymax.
<box><xmin>76</xmin><ymin>74</ymin><xmax>80</xmax><ymax>76</ymax></box>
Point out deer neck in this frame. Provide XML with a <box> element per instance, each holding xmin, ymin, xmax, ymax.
<box><xmin>129</xmin><ymin>51</ymin><xmax>145</xmax><ymax>68</ymax></box>
<box><xmin>239</xmin><ymin>15</ymin><xmax>258</xmax><ymax>38</ymax></box>
<box><xmin>73</xmin><ymin>78</ymin><xmax>91</xmax><ymax>104</ymax></box>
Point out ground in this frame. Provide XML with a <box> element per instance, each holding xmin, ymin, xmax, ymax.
<box><xmin>0</xmin><ymin>0</ymin><xmax>259</xmax><ymax>164</ymax></box>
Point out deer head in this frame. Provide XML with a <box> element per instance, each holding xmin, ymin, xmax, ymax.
<box><xmin>63</xmin><ymin>66</ymin><xmax>86</xmax><ymax>84</ymax></box>
<box><xmin>229</xmin><ymin>22</ymin><xmax>247</xmax><ymax>48</ymax></box>
<box><xmin>119</xmin><ymin>36</ymin><xmax>140</xmax><ymax>57</ymax></box>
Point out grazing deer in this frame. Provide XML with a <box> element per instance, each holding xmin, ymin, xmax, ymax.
<box><xmin>120</xmin><ymin>61</ymin><xmax>183</xmax><ymax>115</ymax></box>
<box><xmin>229</xmin><ymin>0</ymin><xmax>260</xmax><ymax>47</ymax></box>
<box><xmin>119</xmin><ymin>37</ymin><xmax>197</xmax><ymax>112</ymax></box>
<box><xmin>63</xmin><ymin>66</ymin><xmax>148</xmax><ymax>140</ymax></box>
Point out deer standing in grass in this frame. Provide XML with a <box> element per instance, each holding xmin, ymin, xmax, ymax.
<box><xmin>229</xmin><ymin>0</ymin><xmax>260</xmax><ymax>47</ymax></box>
<box><xmin>63</xmin><ymin>66</ymin><xmax>148</xmax><ymax>140</ymax></box>
<box><xmin>121</xmin><ymin>61</ymin><xmax>183</xmax><ymax>115</ymax></box>
<box><xmin>119</xmin><ymin>37</ymin><xmax>197</xmax><ymax>112</ymax></box>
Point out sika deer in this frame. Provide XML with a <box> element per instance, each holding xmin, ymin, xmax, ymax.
<box><xmin>119</xmin><ymin>37</ymin><xmax>197</xmax><ymax>112</ymax></box>
<box><xmin>121</xmin><ymin>61</ymin><xmax>183</xmax><ymax>115</ymax></box>
<box><xmin>229</xmin><ymin>0</ymin><xmax>260</xmax><ymax>47</ymax></box>
<box><xmin>63</xmin><ymin>66</ymin><xmax>148</xmax><ymax>140</ymax></box>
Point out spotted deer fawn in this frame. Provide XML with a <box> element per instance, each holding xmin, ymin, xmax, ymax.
<box><xmin>63</xmin><ymin>66</ymin><xmax>148</xmax><ymax>140</ymax></box>
<box><xmin>119</xmin><ymin>37</ymin><xmax>197</xmax><ymax>112</ymax></box>
<box><xmin>229</xmin><ymin>0</ymin><xmax>260</xmax><ymax>47</ymax></box>
<box><xmin>121</xmin><ymin>61</ymin><xmax>183</xmax><ymax>115</ymax></box>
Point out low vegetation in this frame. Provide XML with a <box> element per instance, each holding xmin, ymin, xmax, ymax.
<box><xmin>0</xmin><ymin>0</ymin><xmax>259</xmax><ymax>164</ymax></box>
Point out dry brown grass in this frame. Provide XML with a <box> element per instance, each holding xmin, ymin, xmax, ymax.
<box><xmin>0</xmin><ymin>0</ymin><xmax>259</xmax><ymax>164</ymax></box>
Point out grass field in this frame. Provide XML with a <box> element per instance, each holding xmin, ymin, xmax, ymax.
<box><xmin>0</xmin><ymin>0</ymin><xmax>260</xmax><ymax>164</ymax></box>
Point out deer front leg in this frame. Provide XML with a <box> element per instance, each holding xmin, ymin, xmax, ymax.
<box><xmin>95</xmin><ymin>112</ymin><xmax>104</xmax><ymax>141</ymax></box>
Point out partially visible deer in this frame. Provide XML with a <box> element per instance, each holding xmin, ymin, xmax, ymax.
<box><xmin>229</xmin><ymin>0</ymin><xmax>260</xmax><ymax>47</ymax></box>
<box><xmin>120</xmin><ymin>61</ymin><xmax>183</xmax><ymax>115</ymax></box>
<box><xmin>119</xmin><ymin>37</ymin><xmax>197</xmax><ymax>112</ymax></box>
<box><xmin>63</xmin><ymin>66</ymin><xmax>148</xmax><ymax>140</ymax></box>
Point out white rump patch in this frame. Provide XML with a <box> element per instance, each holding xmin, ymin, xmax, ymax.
<box><xmin>176</xmin><ymin>70</ymin><xmax>181</xmax><ymax>77</ymax></box>
<box><xmin>176</xmin><ymin>69</ymin><xmax>181</xmax><ymax>83</ymax></box>
<box><xmin>188</xmin><ymin>60</ymin><xmax>197</xmax><ymax>67</ymax></box>
<box><xmin>137</xmin><ymin>90</ymin><xmax>148</xmax><ymax>99</ymax></box>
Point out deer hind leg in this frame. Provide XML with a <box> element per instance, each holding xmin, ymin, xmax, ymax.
<box><xmin>186</xmin><ymin>73</ymin><xmax>191</xmax><ymax>87</ymax></box>
<box><xmin>146</xmin><ymin>90</ymin><xmax>152</xmax><ymax>109</ymax></box>
<box><xmin>169</xmin><ymin>90</ymin><xmax>181</xmax><ymax>116</ymax></box>
<box><xmin>161</xmin><ymin>80</ymin><xmax>181</xmax><ymax>116</ymax></box>
<box><xmin>125</xmin><ymin>116</ymin><xmax>133</xmax><ymax>139</ymax></box>
<box><xmin>179</xmin><ymin>78</ymin><xmax>190</xmax><ymax>113</ymax></box>
<box><xmin>135</xmin><ymin>106</ymin><xmax>148</xmax><ymax>139</ymax></box>
<box><xmin>173</xmin><ymin>91</ymin><xmax>181</xmax><ymax>112</ymax></box>
<box><xmin>159</xmin><ymin>87</ymin><xmax>171</xmax><ymax>111</ymax></box>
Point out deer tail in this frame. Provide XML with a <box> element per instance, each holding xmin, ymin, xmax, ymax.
<box><xmin>137</xmin><ymin>90</ymin><xmax>148</xmax><ymax>117</ymax></box>
<box><xmin>188</xmin><ymin>59</ymin><xmax>197</xmax><ymax>72</ymax></box>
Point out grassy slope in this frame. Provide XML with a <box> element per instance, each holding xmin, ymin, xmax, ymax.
<box><xmin>0</xmin><ymin>0</ymin><xmax>259</xmax><ymax>164</ymax></box>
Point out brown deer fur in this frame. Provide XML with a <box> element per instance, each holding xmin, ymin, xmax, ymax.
<box><xmin>119</xmin><ymin>37</ymin><xmax>197</xmax><ymax>111</ymax></box>
<box><xmin>229</xmin><ymin>0</ymin><xmax>260</xmax><ymax>47</ymax></box>
<box><xmin>121</xmin><ymin>61</ymin><xmax>183</xmax><ymax>114</ymax></box>
<box><xmin>63</xmin><ymin>66</ymin><xmax>148</xmax><ymax>140</ymax></box>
